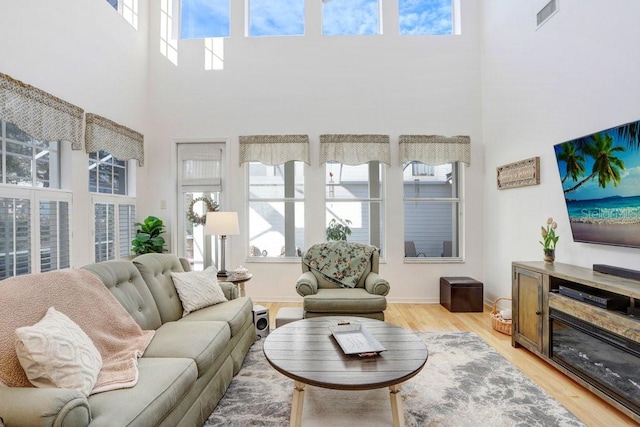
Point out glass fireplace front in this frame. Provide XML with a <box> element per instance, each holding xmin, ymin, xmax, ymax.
<box><xmin>550</xmin><ymin>308</ymin><xmax>640</xmax><ymax>416</ymax></box>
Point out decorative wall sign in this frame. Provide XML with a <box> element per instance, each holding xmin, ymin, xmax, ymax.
<box><xmin>496</xmin><ymin>157</ymin><xmax>540</xmax><ymax>189</ymax></box>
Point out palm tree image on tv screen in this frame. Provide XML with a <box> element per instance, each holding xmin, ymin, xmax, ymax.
<box><xmin>554</xmin><ymin>119</ymin><xmax>640</xmax><ymax>248</ymax></box>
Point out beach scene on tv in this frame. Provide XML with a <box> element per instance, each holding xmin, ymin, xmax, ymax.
<box><xmin>554</xmin><ymin>119</ymin><xmax>640</xmax><ymax>248</ymax></box>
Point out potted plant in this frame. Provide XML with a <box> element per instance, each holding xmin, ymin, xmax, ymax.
<box><xmin>131</xmin><ymin>216</ymin><xmax>167</xmax><ymax>254</ymax></box>
<box><xmin>540</xmin><ymin>217</ymin><xmax>559</xmax><ymax>263</ymax></box>
<box><xmin>326</xmin><ymin>218</ymin><xmax>352</xmax><ymax>241</ymax></box>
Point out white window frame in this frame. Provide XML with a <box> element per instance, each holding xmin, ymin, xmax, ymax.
<box><xmin>402</xmin><ymin>161</ymin><xmax>464</xmax><ymax>262</ymax></box>
<box><xmin>247</xmin><ymin>160</ymin><xmax>305</xmax><ymax>261</ymax></box>
<box><xmin>176</xmin><ymin>141</ymin><xmax>225</xmax><ymax>271</ymax></box>
<box><xmin>88</xmin><ymin>150</ymin><xmax>129</xmax><ymax>195</ymax></box>
<box><xmin>325</xmin><ymin>161</ymin><xmax>385</xmax><ymax>252</ymax></box>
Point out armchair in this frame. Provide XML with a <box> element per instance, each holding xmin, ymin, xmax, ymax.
<box><xmin>295</xmin><ymin>242</ymin><xmax>390</xmax><ymax>320</ymax></box>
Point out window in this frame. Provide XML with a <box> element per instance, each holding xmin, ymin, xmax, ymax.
<box><xmin>248</xmin><ymin>161</ymin><xmax>304</xmax><ymax>258</ymax></box>
<box><xmin>403</xmin><ymin>162</ymin><xmax>461</xmax><ymax>259</ymax></box>
<box><xmin>322</xmin><ymin>0</ymin><xmax>380</xmax><ymax>35</ymax></box>
<box><xmin>1</xmin><ymin>121</ymin><xmax>60</xmax><ymax>188</ymax></box>
<box><xmin>39</xmin><ymin>197</ymin><xmax>71</xmax><ymax>272</ymax></box>
<box><xmin>248</xmin><ymin>0</ymin><xmax>305</xmax><ymax>37</ymax></box>
<box><xmin>399</xmin><ymin>0</ymin><xmax>453</xmax><ymax>35</ymax></box>
<box><xmin>0</xmin><ymin>119</ymin><xmax>71</xmax><ymax>278</ymax></box>
<box><xmin>325</xmin><ymin>161</ymin><xmax>384</xmax><ymax>250</ymax></box>
<box><xmin>181</xmin><ymin>0</ymin><xmax>230</xmax><ymax>39</ymax></box>
<box><xmin>177</xmin><ymin>142</ymin><xmax>224</xmax><ymax>271</ymax></box>
<box><xmin>89</xmin><ymin>151</ymin><xmax>127</xmax><ymax>195</ymax></box>
<box><xmin>89</xmin><ymin>151</ymin><xmax>135</xmax><ymax>262</ymax></box>
<box><xmin>93</xmin><ymin>198</ymin><xmax>136</xmax><ymax>262</ymax></box>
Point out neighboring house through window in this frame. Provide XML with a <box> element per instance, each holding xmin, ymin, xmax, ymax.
<box><xmin>321</xmin><ymin>134</ymin><xmax>389</xmax><ymax>252</ymax></box>
<box><xmin>399</xmin><ymin>135</ymin><xmax>470</xmax><ymax>260</ymax></box>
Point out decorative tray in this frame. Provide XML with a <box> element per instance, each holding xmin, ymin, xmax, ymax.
<box><xmin>329</xmin><ymin>323</ymin><xmax>386</xmax><ymax>357</ymax></box>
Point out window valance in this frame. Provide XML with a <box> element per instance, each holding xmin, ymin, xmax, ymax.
<box><xmin>399</xmin><ymin>135</ymin><xmax>471</xmax><ymax>166</ymax></box>
<box><xmin>0</xmin><ymin>72</ymin><xmax>84</xmax><ymax>149</ymax></box>
<box><xmin>239</xmin><ymin>135</ymin><xmax>310</xmax><ymax>166</ymax></box>
<box><xmin>85</xmin><ymin>113</ymin><xmax>144</xmax><ymax>166</ymax></box>
<box><xmin>320</xmin><ymin>134</ymin><xmax>391</xmax><ymax>165</ymax></box>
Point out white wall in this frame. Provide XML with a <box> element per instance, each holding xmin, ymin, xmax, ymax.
<box><xmin>144</xmin><ymin>0</ymin><xmax>485</xmax><ymax>302</ymax></box>
<box><xmin>0</xmin><ymin>0</ymin><xmax>149</xmax><ymax>267</ymax></box>
<box><xmin>481</xmin><ymin>0</ymin><xmax>640</xmax><ymax>301</ymax></box>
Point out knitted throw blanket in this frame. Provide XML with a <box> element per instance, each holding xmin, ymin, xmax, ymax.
<box><xmin>0</xmin><ymin>269</ymin><xmax>155</xmax><ymax>394</ymax></box>
<box><xmin>303</xmin><ymin>242</ymin><xmax>375</xmax><ymax>288</ymax></box>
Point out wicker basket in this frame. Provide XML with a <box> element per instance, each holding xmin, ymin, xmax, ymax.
<box><xmin>490</xmin><ymin>297</ymin><xmax>513</xmax><ymax>336</ymax></box>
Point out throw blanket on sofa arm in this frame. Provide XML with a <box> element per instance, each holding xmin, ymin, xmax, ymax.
<box><xmin>0</xmin><ymin>269</ymin><xmax>154</xmax><ymax>394</ymax></box>
<box><xmin>303</xmin><ymin>242</ymin><xmax>376</xmax><ymax>289</ymax></box>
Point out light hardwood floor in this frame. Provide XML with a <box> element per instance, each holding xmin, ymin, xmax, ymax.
<box><xmin>254</xmin><ymin>302</ymin><xmax>638</xmax><ymax>427</ymax></box>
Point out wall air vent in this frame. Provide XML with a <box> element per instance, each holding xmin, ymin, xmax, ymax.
<box><xmin>537</xmin><ymin>0</ymin><xmax>558</xmax><ymax>28</ymax></box>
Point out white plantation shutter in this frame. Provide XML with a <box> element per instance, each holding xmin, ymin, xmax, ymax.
<box><xmin>0</xmin><ymin>196</ymin><xmax>31</xmax><ymax>278</ymax></box>
<box><xmin>178</xmin><ymin>143</ymin><xmax>222</xmax><ymax>192</ymax></box>
<box><xmin>93</xmin><ymin>197</ymin><xmax>135</xmax><ymax>262</ymax></box>
<box><xmin>38</xmin><ymin>198</ymin><xmax>71</xmax><ymax>272</ymax></box>
<box><xmin>94</xmin><ymin>202</ymin><xmax>115</xmax><ymax>262</ymax></box>
<box><xmin>119</xmin><ymin>204</ymin><xmax>136</xmax><ymax>258</ymax></box>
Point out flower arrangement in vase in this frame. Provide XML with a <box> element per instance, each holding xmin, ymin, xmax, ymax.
<box><xmin>540</xmin><ymin>217</ymin><xmax>559</xmax><ymax>263</ymax></box>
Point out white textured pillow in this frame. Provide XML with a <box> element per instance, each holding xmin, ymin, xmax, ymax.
<box><xmin>171</xmin><ymin>267</ymin><xmax>228</xmax><ymax>317</ymax></box>
<box><xmin>15</xmin><ymin>307</ymin><xmax>103</xmax><ymax>396</ymax></box>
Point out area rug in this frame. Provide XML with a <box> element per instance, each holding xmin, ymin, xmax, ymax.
<box><xmin>205</xmin><ymin>332</ymin><xmax>585</xmax><ymax>426</ymax></box>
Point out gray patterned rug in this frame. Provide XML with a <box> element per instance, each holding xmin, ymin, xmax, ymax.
<box><xmin>206</xmin><ymin>332</ymin><xmax>585</xmax><ymax>426</ymax></box>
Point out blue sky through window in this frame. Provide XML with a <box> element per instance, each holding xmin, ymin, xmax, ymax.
<box><xmin>249</xmin><ymin>0</ymin><xmax>305</xmax><ymax>36</ymax></box>
<box><xmin>322</xmin><ymin>0</ymin><xmax>379</xmax><ymax>36</ymax></box>
<box><xmin>181</xmin><ymin>0</ymin><xmax>230</xmax><ymax>39</ymax></box>
<box><xmin>178</xmin><ymin>0</ymin><xmax>452</xmax><ymax>39</ymax></box>
<box><xmin>399</xmin><ymin>0</ymin><xmax>452</xmax><ymax>35</ymax></box>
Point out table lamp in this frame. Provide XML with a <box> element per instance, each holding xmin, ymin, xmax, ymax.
<box><xmin>204</xmin><ymin>211</ymin><xmax>239</xmax><ymax>277</ymax></box>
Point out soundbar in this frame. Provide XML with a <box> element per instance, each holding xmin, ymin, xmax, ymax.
<box><xmin>593</xmin><ymin>264</ymin><xmax>640</xmax><ymax>282</ymax></box>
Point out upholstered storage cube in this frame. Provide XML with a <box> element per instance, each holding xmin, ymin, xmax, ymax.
<box><xmin>440</xmin><ymin>277</ymin><xmax>484</xmax><ymax>312</ymax></box>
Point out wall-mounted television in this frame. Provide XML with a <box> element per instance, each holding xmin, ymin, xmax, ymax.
<box><xmin>553</xmin><ymin>118</ymin><xmax>640</xmax><ymax>249</ymax></box>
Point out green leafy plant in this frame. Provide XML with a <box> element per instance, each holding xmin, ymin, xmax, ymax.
<box><xmin>326</xmin><ymin>218</ymin><xmax>352</xmax><ymax>241</ymax></box>
<box><xmin>131</xmin><ymin>216</ymin><xmax>167</xmax><ymax>254</ymax></box>
<box><xmin>539</xmin><ymin>217</ymin><xmax>559</xmax><ymax>251</ymax></box>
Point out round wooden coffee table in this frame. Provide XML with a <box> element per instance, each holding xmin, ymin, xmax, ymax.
<box><xmin>263</xmin><ymin>317</ymin><xmax>428</xmax><ymax>427</ymax></box>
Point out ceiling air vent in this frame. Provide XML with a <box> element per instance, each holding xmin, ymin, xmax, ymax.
<box><xmin>537</xmin><ymin>0</ymin><xmax>558</xmax><ymax>28</ymax></box>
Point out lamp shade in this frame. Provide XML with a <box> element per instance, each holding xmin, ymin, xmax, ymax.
<box><xmin>204</xmin><ymin>212</ymin><xmax>239</xmax><ymax>236</ymax></box>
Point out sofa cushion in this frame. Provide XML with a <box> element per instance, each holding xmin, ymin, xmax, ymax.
<box><xmin>170</xmin><ymin>267</ymin><xmax>228</xmax><ymax>317</ymax></box>
<box><xmin>88</xmin><ymin>357</ymin><xmax>197</xmax><ymax>427</ymax></box>
<box><xmin>83</xmin><ymin>260</ymin><xmax>163</xmax><ymax>330</ymax></box>
<box><xmin>179</xmin><ymin>297</ymin><xmax>253</xmax><ymax>338</ymax></box>
<box><xmin>133</xmin><ymin>254</ymin><xmax>187</xmax><ymax>324</ymax></box>
<box><xmin>15</xmin><ymin>307</ymin><xmax>102</xmax><ymax>396</ymax></box>
<box><xmin>143</xmin><ymin>321</ymin><xmax>230</xmax><ymax>377</ymax></box>
<box><xmin>303</xmin><ymin>288</ymin><xmax>387</xmax><ymax>313</ymax></box>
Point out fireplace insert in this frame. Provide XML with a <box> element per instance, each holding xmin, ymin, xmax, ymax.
<box><xmin>549</xmin><ymin>308</ymin><xmax>640</xmax><ymax>416</ymax></box>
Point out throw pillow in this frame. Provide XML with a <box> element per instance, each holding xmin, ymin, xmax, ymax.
<box><xmin>171</xmin><ymin>266</ymin><xmax>228</xmax><ymax>317</ymax></box>
<box><xmin>15</xmin><ymin>307</ymin><xmax>103</xmax><ymax>396</ymax></box>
